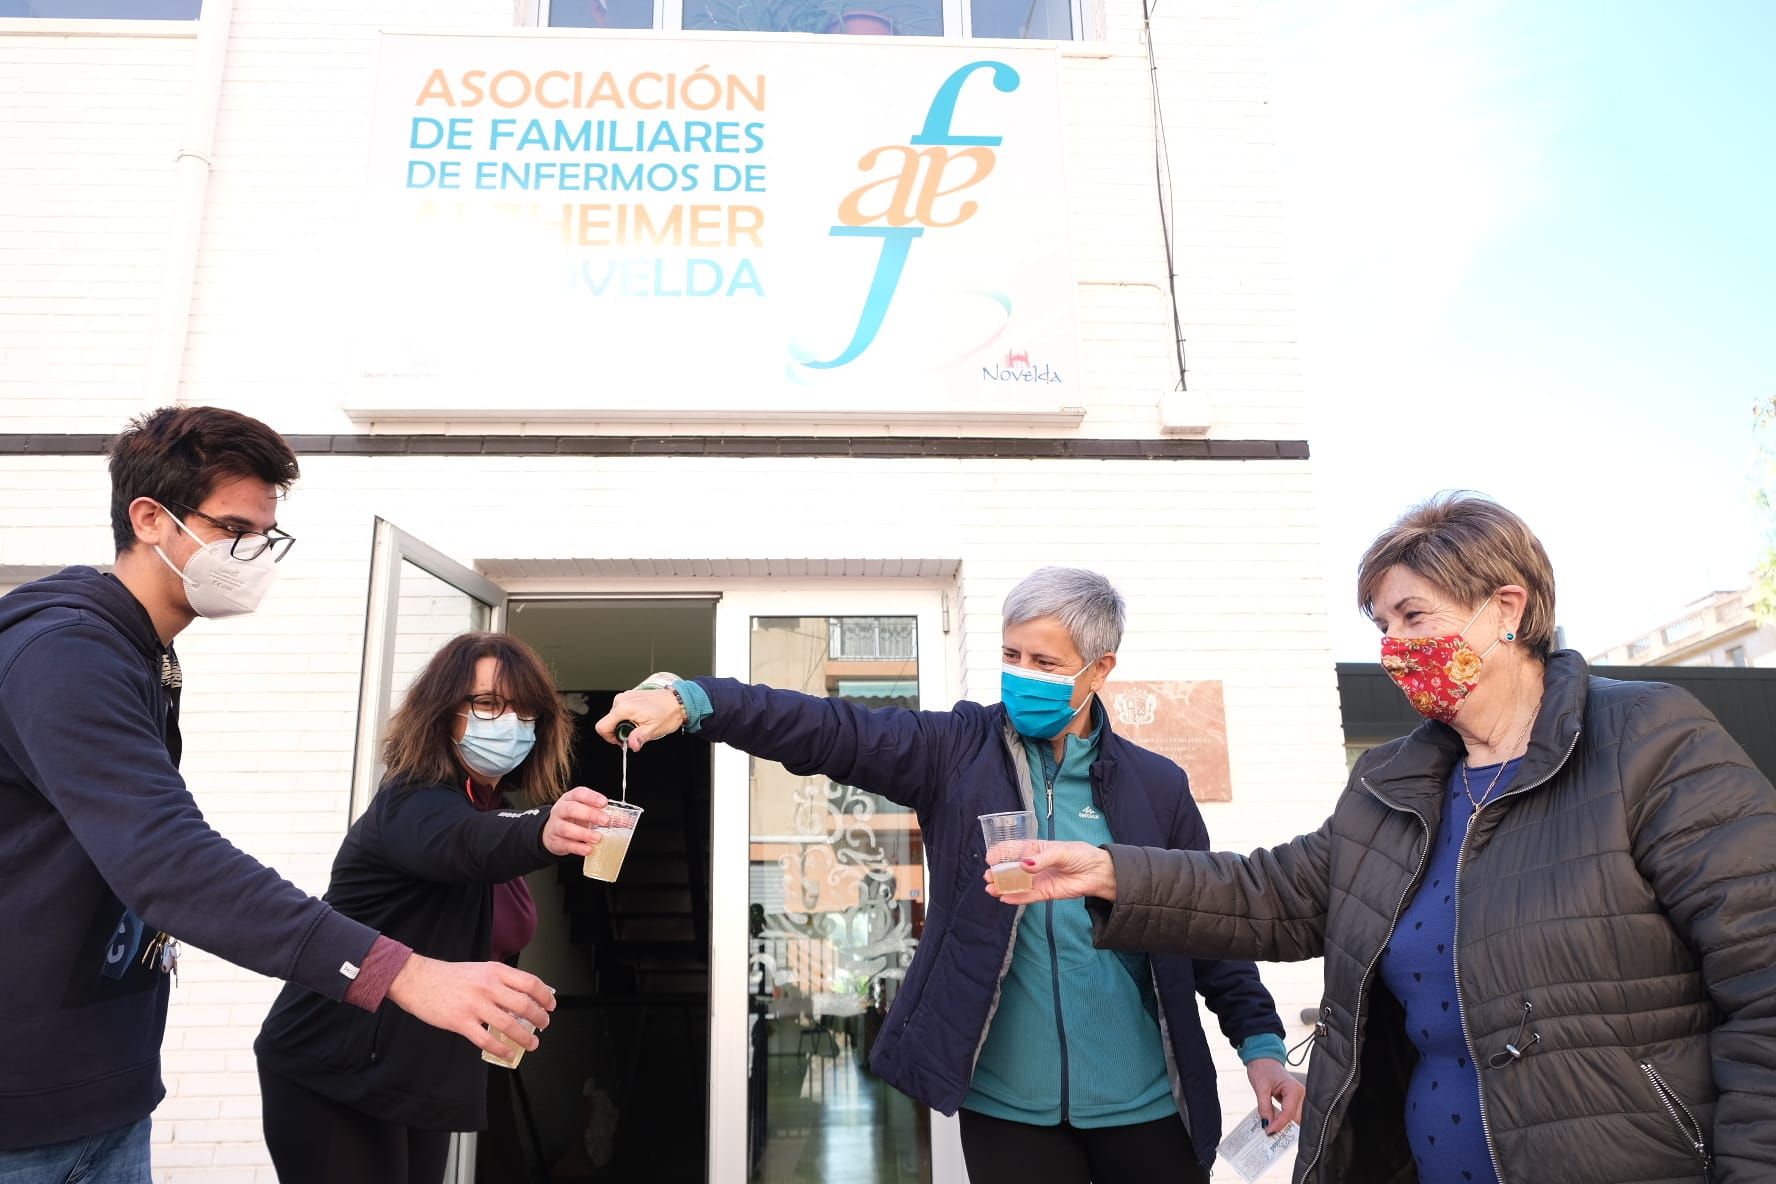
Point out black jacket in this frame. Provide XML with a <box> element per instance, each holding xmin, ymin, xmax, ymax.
<box><xmin>0</xmin><ymin>567</ymin><xmax>379</xmax><ymax>1150</ymax></box>
<box><xmin>255</xmin><ymin>775</ymin><xmax>559</xmax><ymax>1131</ymax></box>
<box><xmin>694</xmin><ymin>677</ymin><xmax>1285</xmax><ymax>1170</ymax></box>
<box><xmin>1092</xmin><ymin>651</ymin><xmax>1776</xmax><ymax>1183</ymax></box>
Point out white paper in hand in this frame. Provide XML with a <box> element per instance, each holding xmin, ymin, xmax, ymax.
<box><xmin>1216</xmin><ymin>1110</ymin><xmax>1299</xmax><ymax>1182</ymax></box>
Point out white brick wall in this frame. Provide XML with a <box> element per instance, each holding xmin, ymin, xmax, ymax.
<box><xmin>389</xmin><ymin>561</ymin><xmax>496</xmax><ymax>707</ymax></box>
<box><xmin>0</xmin><ymin>28</ymin><xmax>194</xmax><ymax>432</ymax></box>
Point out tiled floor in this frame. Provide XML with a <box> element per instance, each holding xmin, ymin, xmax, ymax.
<box><xmin>753</xmin><ymin>1038</ymin><xmax>932</xmax><ymax>1183</ymax></box>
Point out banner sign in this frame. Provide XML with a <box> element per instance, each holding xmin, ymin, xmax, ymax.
<box><xmin>362</xmin><ymin>33</ymin><xmax>1079</xmax><ymax>412</ymax></box>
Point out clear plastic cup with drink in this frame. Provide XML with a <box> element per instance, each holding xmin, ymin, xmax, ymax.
<box><xmin>979</xmin><ymin>810</ymin><xmax>1037</xmax><ymax>893</ymax></box>
<box><xmin>481</xmin><ymin>1016</ymin><xmax>535</xmax><ymax>1069</ymax></box>
<box><xmin>480</xmin><ymin>983</ymin><xmax>554</xmax><ymax>1069</ymax></box>
<box><xmin>584</xmin><ymin>801</ymin><xmax>644</xmax><ymax>882</ymax></box>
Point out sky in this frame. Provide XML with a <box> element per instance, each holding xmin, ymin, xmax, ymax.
<box><xmin>1253</xmin><ymin>0</ymin><xmax>1776</xmax><ymax>658</ymax></box>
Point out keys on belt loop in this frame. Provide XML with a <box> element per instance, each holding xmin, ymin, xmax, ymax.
<box><xmin>141</xmin><ymin>930</ymin><xmax>181</xmax><ymax>985</ymax></box>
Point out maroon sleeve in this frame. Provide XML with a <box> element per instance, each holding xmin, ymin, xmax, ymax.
<box><xmin>343</xmin><ymin>934</ymin><xmax>414</xmax><ymax>1011</ymax></box>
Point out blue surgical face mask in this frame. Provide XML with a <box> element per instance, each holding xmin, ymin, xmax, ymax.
<box><xmin>1000</xmin><ymin>663</ymin><xmax>1092</xmax><ymax>740</ymax></box>
<box><xmin>457</xmin><ymin>710</ymin><xmax>537</xmax><ymax>780</ymax></box>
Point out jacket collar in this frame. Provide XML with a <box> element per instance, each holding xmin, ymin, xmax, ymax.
<box><xmin>1027</xmin><ymin>700</ymin><xmax>1106</xmax><ymax>780</ymax></box>
<box><xmin>997</xmin><ymin>696</ymin><xmax>1123</xmax><ymax>802</ymax></box>
<box><xmin>1363</xmin><ymin>649</ymin><xmax>1589</xmax><ymax>813</ymax></box>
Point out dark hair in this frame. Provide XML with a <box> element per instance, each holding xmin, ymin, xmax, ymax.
<box><xmin>107</xmin><ymin>406</ymin><xmax>300</xmax><ymax>554</ymax></box>
<box><xmin>1357</xmin><ymin>491</ymin><xmax>1558</xmax><ymax>660</ymax></box>
<box><xmin>382</xmin><ymin>632</ymin><xmax>572</xmax><ymax>804</ymax></box>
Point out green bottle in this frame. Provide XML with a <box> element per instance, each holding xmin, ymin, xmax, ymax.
<box><xmin>615</xmin><ymin>673</ymin><xmax>678</xmax><ymax>744</ymax></box>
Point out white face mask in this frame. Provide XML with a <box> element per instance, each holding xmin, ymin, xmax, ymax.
<box><xmin>457</xmin><ymin>710</ymin><xmax>538</xmax><ymax>780</ymax></box>
<box><xmin>152</xmin><ymin>505</ymin><xmax>280</xmax><ymax>620</ymax></box>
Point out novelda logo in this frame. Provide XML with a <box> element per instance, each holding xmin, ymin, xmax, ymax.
<box><xmin>795</xmin><ymin>60</ymin><xmax>1019</xmax><ymax>371</ymax></box>
<box><xmin>981</xmin><ymin>347</ymin><xmax>1062</xmax><ymax>384</ymax></box>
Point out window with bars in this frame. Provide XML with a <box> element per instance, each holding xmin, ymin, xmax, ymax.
<box><xmin>1663</xmin><ymin>615</ymin><xmax>1704</xmax><ymax>646</ymax></box>
<box><xmin>827</xmin><ymin>616</ymin><xmax>917</xmax><ymax>661</ymax></box>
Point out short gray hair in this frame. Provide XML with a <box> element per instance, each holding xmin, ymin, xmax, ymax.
<box><xmin>1002</xmin><ymin>567</ymin><xmax>1126</xmax><ymax>661</ymax></box>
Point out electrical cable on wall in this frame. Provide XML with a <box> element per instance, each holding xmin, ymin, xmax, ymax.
<box><xmin>1143</xmin><ymin>0</ymin><xmax>1190</xmax><ymax>392</ymax></box>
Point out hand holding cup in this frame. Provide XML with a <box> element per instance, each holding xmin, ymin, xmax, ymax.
<box><xmin>982</xmin><ymin>839</ymin><xmax>1119</xmax><ymax>904</ymax></box>
<box><xmin>543</xmin><ymin>786</ymin><xmax>612</xmax><ymax>858</ymax></box>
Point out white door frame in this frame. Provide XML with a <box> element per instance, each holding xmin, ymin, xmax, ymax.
<box><xmin>346</xmin><ymin>519</ymin><xmax>510</xmax><ymax>1183</ymax></box>
<box><xmin>709</xmin><ymin>585</ymin><xmax>966</xmax><ymax>1184</ymax></box>
<box><xmin>349</xmin><ymin>518</ymin><xmax>508</xmax><ymax>819</ymax></box>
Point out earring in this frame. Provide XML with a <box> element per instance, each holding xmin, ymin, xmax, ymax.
<box><xmin>1504</xmin><ymin>631</ymin><xmax>1516</xmax><ymax>641</ymax></box>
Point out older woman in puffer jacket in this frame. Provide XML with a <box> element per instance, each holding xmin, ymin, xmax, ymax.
<box><xmin>995</xmin><ymin>492</ymin><xmax>1776</xmax><ymax>1184</ymax></box>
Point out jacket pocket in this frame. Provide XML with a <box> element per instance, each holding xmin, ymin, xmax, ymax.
<box><xmin>897</xmin><ymin>926</ymin><xmax>944</xmax><ymax>1036</ymax></box>
<box><xmin>369</xmin><ymin>1005</ymin><xmax>400</xmax><ymax>1064</ymax></box>
<box><xmin>1640</xmin><ymin>1060</ymin><xmax>1713</xmax><ymax>1182</ymax></box>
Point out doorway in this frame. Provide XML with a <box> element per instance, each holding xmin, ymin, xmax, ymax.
<box><xmin>707</xmin><ymin>588</ymin><xmax>964</xmax><ymax>1184</ymax></box>
<box><xmin>347</xmin><ymin>526</ymin><xmax>966</xmax><ymax>1184</ymax></box>
<box><xmin>490</xmin><ymin>597</ymin><xmax>718</xmax><ymax>1184</ymax></box>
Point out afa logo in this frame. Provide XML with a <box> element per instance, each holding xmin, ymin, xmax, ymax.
<box><xmin>795</xmin><ymin>60</ymin><xmax>1020</xmax><ymax>371</ymax></box>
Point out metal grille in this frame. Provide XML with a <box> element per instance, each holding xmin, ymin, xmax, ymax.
<box><xmin>828</xmin><ymin>617</ymin><xmax>917</xmax><ymax>661</ymax></box>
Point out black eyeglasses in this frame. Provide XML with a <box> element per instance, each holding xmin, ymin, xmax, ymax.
<box><xmin>169</xmin><ymin>502</ymin><xmax>297</xmax><ymax>563</ymax></box>
<box><xmin>465</xmin><ymin>695</ymin><xmax>539</xmax><ymax>723</ymax></box>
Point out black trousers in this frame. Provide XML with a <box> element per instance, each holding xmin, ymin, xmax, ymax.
<box><xmin>959</xmin><ymin>1108</ymin><xmax>1211</xmax><ymax>1184</ymax></box>
<box><xmin>259</xmin><ymin>1066</ymin><xmax>452</xmax><ymax>1184</ymax></box>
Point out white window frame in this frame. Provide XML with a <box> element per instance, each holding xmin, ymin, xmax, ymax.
<box><xmin>531</xmin><ymin>0</ymin><xmax>1088</xmax><ymax>42</ymax></box>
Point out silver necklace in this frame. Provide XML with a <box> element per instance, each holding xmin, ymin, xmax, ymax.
<box><xmin>1461</xmin><ymin>705</ymin><xmax>1540</xmax><ymax>810</ymax></box>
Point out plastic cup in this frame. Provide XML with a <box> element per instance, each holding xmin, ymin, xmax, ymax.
<box><xmin>979</xmin><ymin>810</ymin><xmax>1037</xmax><ymax>892</ymax></box>
<box><xmin>583</xmin><ymin>801</ymin><xmax>644</xmax><ymax>882</ymax></box>
<box><xmin>481</xmin><ymin>1016</ymin><xmax>535</xmax><ymax>1069</ymax></box>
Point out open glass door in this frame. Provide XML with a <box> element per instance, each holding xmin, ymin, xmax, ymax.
<box><xmin>347</xmin><ymin>519</ymin><xmax>507</xmax><ymax>1184</ymax></box>
<box><xmin>709</xmin><ymin>588</ymin><xmax>966</xmax><ymax>1184</ymax></box>
<box><xmin>350</xmin><ymin>518</ymin><xmax>508</xmax><ymax>818</ymax></box>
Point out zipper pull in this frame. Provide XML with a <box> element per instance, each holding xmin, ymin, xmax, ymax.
<box><xmin>1287</xmin><ymin>1005</ymin><xmax>1332</xmax><ymax>1067</ymax></box>
<box><xmin>1046</xmin><ymin>777</ymin><xmax>1055</xmax><ymax>820</ymax></box>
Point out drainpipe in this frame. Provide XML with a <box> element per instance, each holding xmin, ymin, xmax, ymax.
<box><xmin>146</xmin><ymin>0</ymin><xmax>237</xmax><ymax>408</ymax></box>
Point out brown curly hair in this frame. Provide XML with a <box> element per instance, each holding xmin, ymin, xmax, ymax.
<box><xmin>381</xmin><ymin>632</ymin><xmax>571</xmax><ymax>803</ymax></box>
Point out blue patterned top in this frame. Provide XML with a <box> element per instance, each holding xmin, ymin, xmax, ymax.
<box><xmin>1375</xmin><ymin>759</ymin><xmax>1520</xmax><ymax>1184</ymax></box>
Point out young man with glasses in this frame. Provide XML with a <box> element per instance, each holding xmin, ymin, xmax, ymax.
<box><xmin>0</xmin><ymin>407</ymin><xmax>568</xmax><ymax>1182</ymax></box>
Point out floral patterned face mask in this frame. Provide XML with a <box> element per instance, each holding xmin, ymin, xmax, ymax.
<box><xmin>1379</xmin><ymin>597</ymin><xmax>1504</xmax><ymax>723</ymax></box>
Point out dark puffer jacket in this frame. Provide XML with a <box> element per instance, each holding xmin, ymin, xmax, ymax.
<box><xmin>1089</xmin><ymin>651</ymin><xmax>1776</xmax><ymax>1183</ymax></box>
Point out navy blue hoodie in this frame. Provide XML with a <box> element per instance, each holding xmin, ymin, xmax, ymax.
<box><xmin>0</xmin><ymin>566</ymin><xmax>379</xmax><ymax>1150</ymax></box>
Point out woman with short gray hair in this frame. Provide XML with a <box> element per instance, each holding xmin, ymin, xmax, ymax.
<box><xmin>1003</xmin><ymin>566</ymin><xmax>1127</xmax><ymax>668</ymax></box>
<box><xmin>1003</xmin><ymin>493</ymin><xmax>1776</xmax><ymax>1183</ymax></box>
<box><xmin>599</xmin><ymin>567</ymin><xmax>1304</xmax><ymax>1184</ymax></box>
